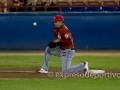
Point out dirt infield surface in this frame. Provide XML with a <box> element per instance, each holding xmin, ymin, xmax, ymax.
<box><xmin>0</xmin><ymin>67</ymin><xmax>120</xmax><ymax>78</ymax></box>
<box><xmin>0</xmin><ymin>50</ymin><xmax>120</xmax><ymax>78</ymax></box>
<box><xmin>0</xmin><ymin>67</ymin><xmax>61</xmax><ymax>78</ymax></box>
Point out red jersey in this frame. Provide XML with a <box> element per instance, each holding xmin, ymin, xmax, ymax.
<box><xmin>54</xmin><ymin>24</ymin><xmax>74</xmax><ymax>49</ymax></box>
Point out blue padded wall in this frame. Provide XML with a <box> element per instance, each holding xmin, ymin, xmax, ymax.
<box><xmin>0</xmin><ymin>12</ymin><xmax>120</xmax><ymax>50</ymax></box>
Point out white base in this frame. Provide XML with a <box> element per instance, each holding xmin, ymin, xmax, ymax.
<box><xmin>88</xmin><ymin>70</ymin><xmax>105</xmax><ymax>74</ymax></box>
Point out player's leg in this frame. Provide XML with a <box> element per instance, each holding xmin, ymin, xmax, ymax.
<box><xmin>36</xmin><ymin>47</ymin><xmax>60</xmax><ymax>73</ymax></box>
<box><xmin>42</xmin><ymin>47</ymin><xmax>60</xmax><ymax>70</ymax></box>
<box><xmin>61</xmin><ymin>49</ymin><xmax>88</xmax><ymax>74</ymax></box>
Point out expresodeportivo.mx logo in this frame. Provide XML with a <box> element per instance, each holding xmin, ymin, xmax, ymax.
<box><xmin>47</xmin><ymin>72</ymin><xmax>120</xmax><ymax>79</ymax></box>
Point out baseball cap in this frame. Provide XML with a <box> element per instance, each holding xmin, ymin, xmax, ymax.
<box><xmin>52</xmin><ymin>15</ymin><xmax>64</xmax><ymax>22</ymax></box>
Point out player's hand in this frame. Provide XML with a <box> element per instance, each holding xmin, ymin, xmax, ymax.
<box><xmin>54</xmin><ymin>39</ymin><xmax>60</xmax><ymax>42</ymax></box>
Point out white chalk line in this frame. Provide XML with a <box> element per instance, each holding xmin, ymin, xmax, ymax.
<box><xmin>0</xmin><ymin>71</ymin><xmax>35</xmax><ymax>73</ymax></box>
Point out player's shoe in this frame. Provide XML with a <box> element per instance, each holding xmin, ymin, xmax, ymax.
<box><xmin>83</xmin><ymin>62</ymin><xmax>89</xmax><ymax>74</ymax></box>
<box><xmin>35</xmin><ymin>68</ymin><xmax>48</xmax><ymax>74</ymax></box>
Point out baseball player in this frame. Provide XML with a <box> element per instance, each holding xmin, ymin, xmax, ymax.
<box><xmin>36</xmin><ymin>15</ymin><xmax>88</xmax><ymax>74</ymax></box>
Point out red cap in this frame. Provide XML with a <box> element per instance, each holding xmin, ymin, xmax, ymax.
<box><xmin>52</xmin><ymin>15</ymin><xmax>64</xmax><ymax>22</ymax></box>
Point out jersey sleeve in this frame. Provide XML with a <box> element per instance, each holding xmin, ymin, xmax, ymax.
<box><xmin>59</xmin><ymin>29</ymin><xmax>72</xmax><ymax>44</ymax></box>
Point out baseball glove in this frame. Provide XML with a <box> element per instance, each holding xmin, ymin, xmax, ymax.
<box><xmin>48</xmin><ymin>41</ymin><xmax>61</xmax><ymax>48</ymax></box>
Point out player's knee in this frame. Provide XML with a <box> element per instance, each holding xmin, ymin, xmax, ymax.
<box><xmin>45</xmin><ymin>47</ymin><xmax>52</xmax><ymax>55</ymax></box>
<box><xmin>45</xmin><ymin>47</ymin><xmax>49</xmax><ymax>51</ymax></box>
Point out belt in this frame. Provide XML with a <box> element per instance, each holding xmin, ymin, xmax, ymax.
<box><xmin>61</xmin><ymin>48</ymin><xmax>74</xmax><ymax>50</ymax></box>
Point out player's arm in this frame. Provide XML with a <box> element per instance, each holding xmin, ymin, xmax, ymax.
<box><xmin>54</xmin><ymin>34</ymin><xmax>72</xmax><ymax>44</ymax></box>
<box><xmin>60</xmin><ymin>33</ymin><xmax>72</xmax><ymax>44</ymax></box>
<box><xmin>60</xmin><ymin>28</ymin><xmax>72</xmax><ymax>44</ymax></box>
<box><xmin>53</xmin><ymin>28</ymin><xmax>72</xmax><ymax>43</ymax></box>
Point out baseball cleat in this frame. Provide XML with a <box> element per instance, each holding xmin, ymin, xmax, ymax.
<box><xmin>35</xmin><ymin>68</ymin><xmax>40</xmax><ymax>72</ymax></box>
<box><xmin>35</xmin><ymin>68</ymin><xmax>48</xmax><ymax>74</ymax></box>
<box><xmin>83</xmin><ymin>62</ymin><xmax>89</xmax><ymax>74</ymax></box>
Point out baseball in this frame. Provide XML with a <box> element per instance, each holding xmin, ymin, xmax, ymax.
<box><xmin>33</xmin><ymin>22</ymin><xmax>37</xmax><ymax>26</ymax></box>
